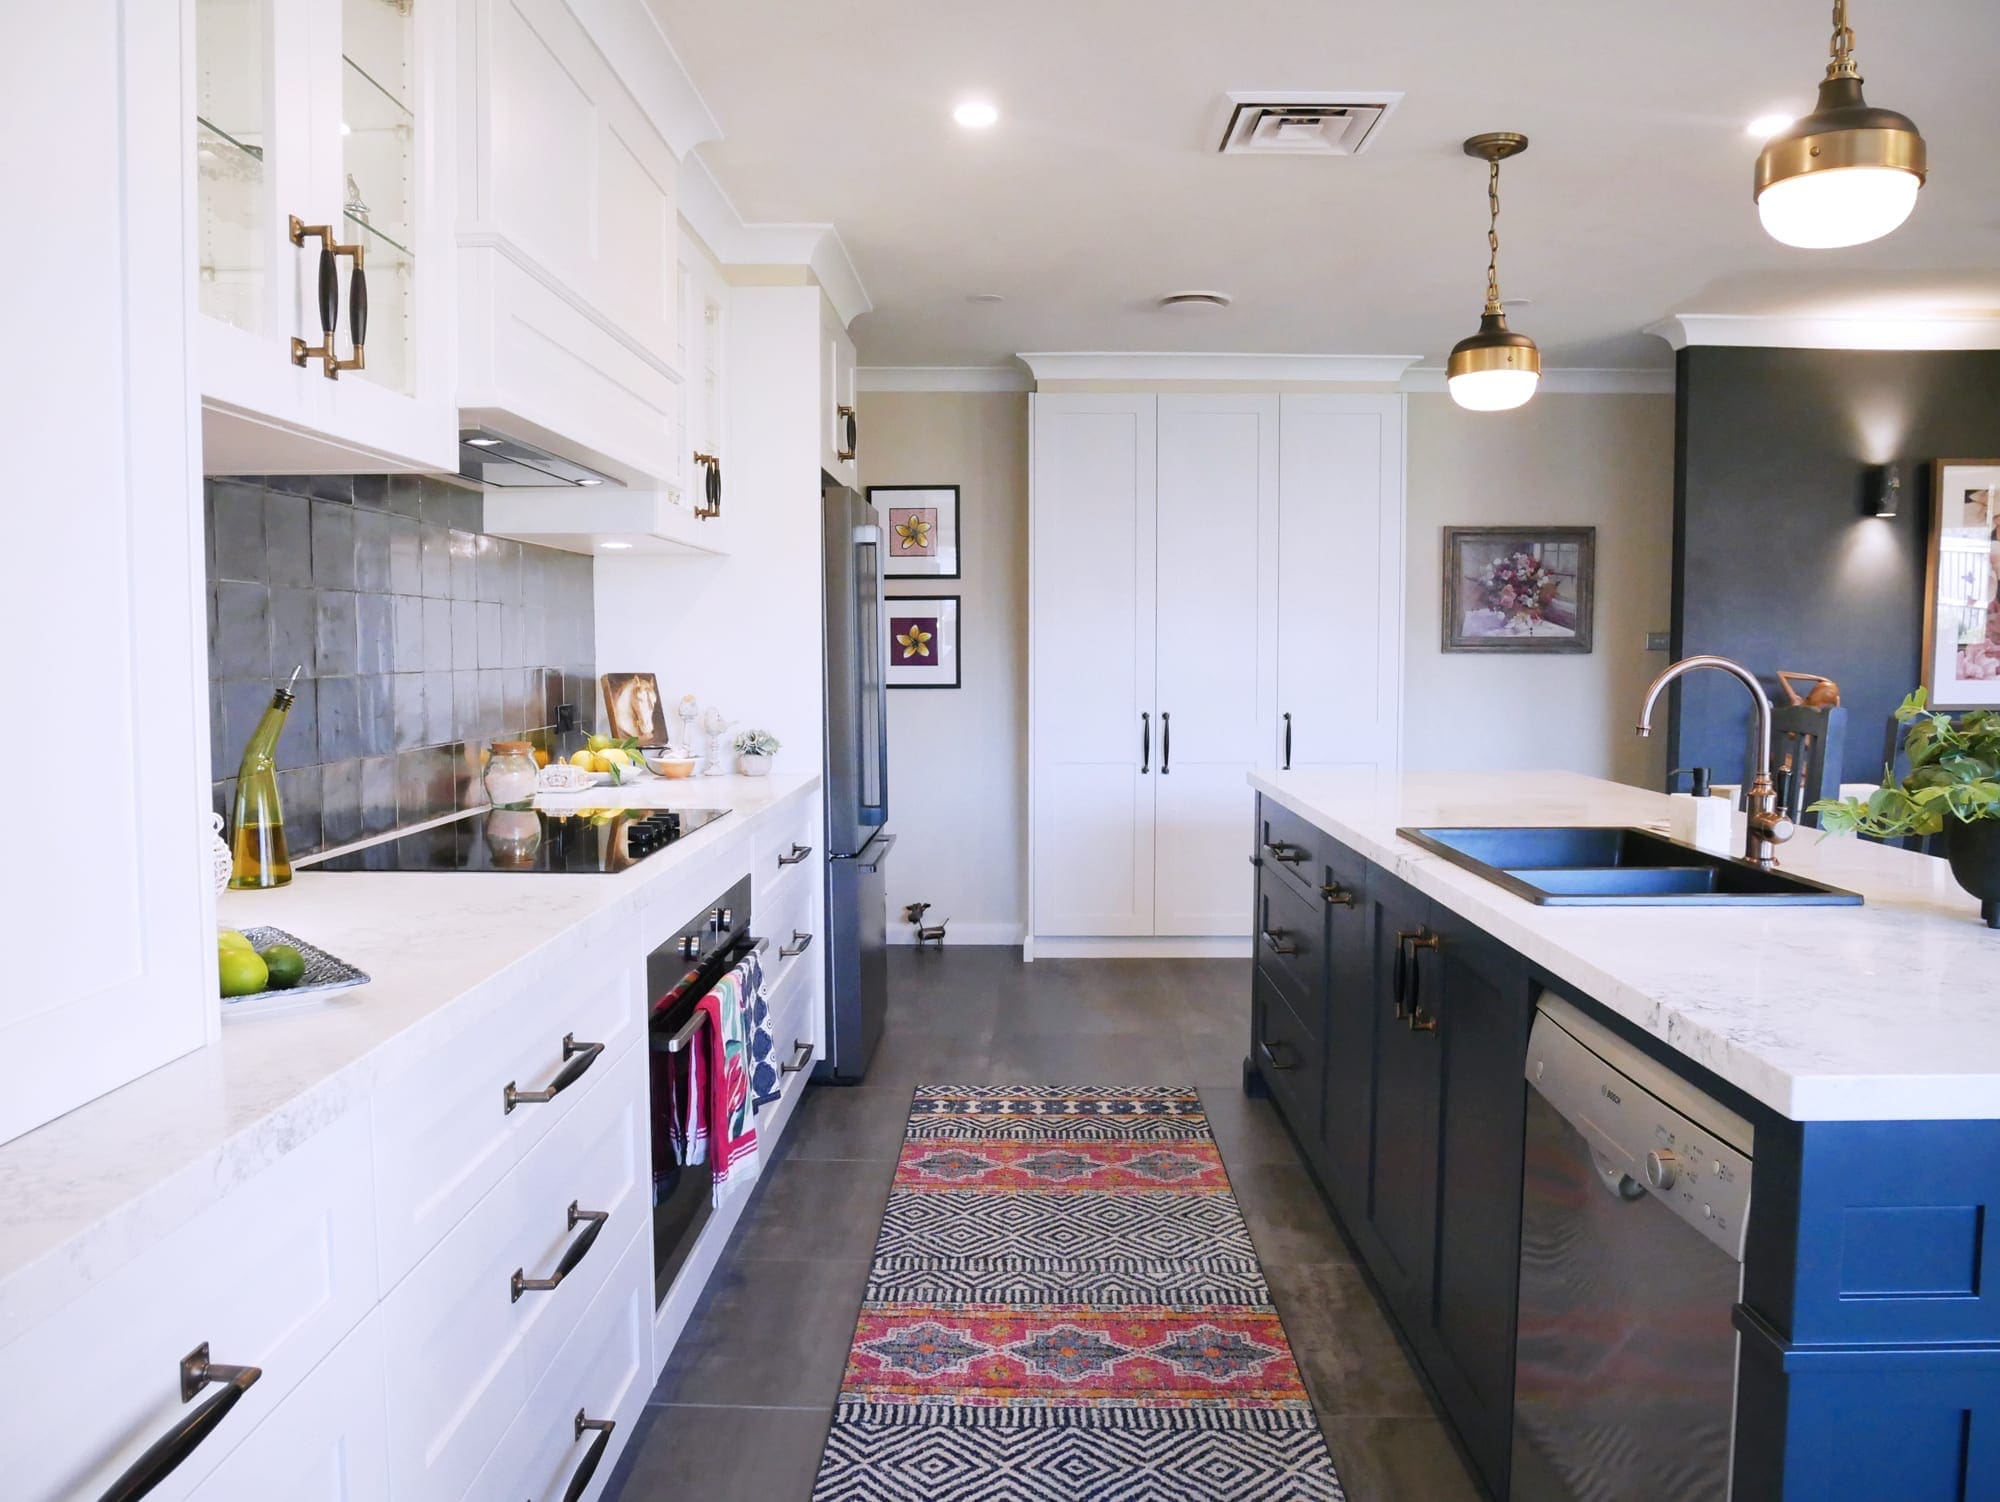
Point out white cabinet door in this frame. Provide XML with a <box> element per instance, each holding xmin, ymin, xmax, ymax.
<box><xmin>823</xmin><ymin>300</ymin><xmax>858</xmax><ymax>486</ymax></box>
<box><xmin>2</xmin><ymin>0</ymin><xmax>214</xmax><ymax>1146</ymax></box>
<box><xmin>1276</xmin><ymin>395</ymin><xmax>1406</xmax><ymax>781</ymax></box>
<box><xmin>1153</xmin><ymin>396</ymin><xmax>1278</xmax><ymax>936</ymax></box>
<box><xmin>1031</xmin><ymin>395</ymin><xmax>1158</xmax><ymax>937</ymax></box>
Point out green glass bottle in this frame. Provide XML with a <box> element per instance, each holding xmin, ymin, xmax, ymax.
<box><xmin>229</xmin><ymin>667</ymin><xmax>301</xmax><ymax>889</ymax></box>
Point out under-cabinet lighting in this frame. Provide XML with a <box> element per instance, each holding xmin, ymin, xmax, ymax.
<box><xmin>953</xmin><ymin>100</ymin><xmax>1000</xmax><ymax>129</ymax></box>
<box><xmin>599</xmin><ymin>540</ymin><xmax>633</xmax><ymax>550</ymax></box>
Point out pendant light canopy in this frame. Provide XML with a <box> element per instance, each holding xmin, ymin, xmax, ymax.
<box><xmin>1755</xmin><ymin>0</ymin><xmax>1926</xmax><ymax>249</ymax></box>
<box><xmin>1447</xmin><ymin>133</ymin><xmax>1541</xmax><ymax>413</ymax></box>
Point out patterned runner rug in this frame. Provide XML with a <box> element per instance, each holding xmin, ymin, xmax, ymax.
<box><xmin>812</xmin><ymin>1085</ymin><xmax>1345</xmax><ymax>1501</ymax></box>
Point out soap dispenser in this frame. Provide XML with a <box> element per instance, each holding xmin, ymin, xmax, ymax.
<box><xmin>1666</xmin><ymin>766</ymin><xmax>1733</xmax><ymax>854</ymax></box>
<box><xmin>229</xmin><ymin>666</ymin><xmax>301</xmax><ymax>889</ymax></box>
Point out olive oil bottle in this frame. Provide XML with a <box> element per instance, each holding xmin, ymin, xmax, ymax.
<box><xmin>229</xmin><ymin>667</ymin><xmax>301</xmax><ymax>889</ymax></box>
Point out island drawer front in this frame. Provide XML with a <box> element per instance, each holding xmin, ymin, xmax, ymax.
<box><xmin>187</xmin><ymin>1310</ymin><xmax>389</xmax><ymax>1502</ymax></box>
<box><xmin>754</xmin><ymin>793</ymin><xmax>822</xmax><ymax>903</ymax></box>
<box><xmin>461</xmin><ymin>1220</ymin><xmax>650</xmax><ymax>1502</ymax></box>
<box><xmin>758</xmin><ymin>857</ymin><xmax>820</xmax><ymax>1001</ymax></box>
<box><xmin>1255</xmin><ymin>863</ymin><xmax>1324</xmax><ymax>1033</ymax></box>
<box><xmin>0</xmin><ymin>1108</ymin><xmax>378</xmax><ymax>1502</ymax></box>
<box><xmin>371</xmin><ymin>955</ymin><xmax>644</xmax><ymax>1288</ymax></box>
<box><xmin>1253</xmin><ymin>966</ymin><xmax>1323</xmax><ymax>1135</ymax></box>
<box><xmin>1257</xmin><ymin>797</ymin><xmax>1339</xmax><ymax>901</ymax></box>
<box><xmin>380</xmin><ymin>1040</ymin><xmax>648</xmax><ymax>1502</ymax></box>
<box><xmin>758</xmin><ymin>941</ymin><xmax>822</xmax><ymax>1113</ymax></box>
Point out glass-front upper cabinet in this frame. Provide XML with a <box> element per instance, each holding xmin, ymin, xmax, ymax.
<box><xmin>194</xmin><ymin>0</ymin><xmax>454</xmax><ymax>474</ymax></box>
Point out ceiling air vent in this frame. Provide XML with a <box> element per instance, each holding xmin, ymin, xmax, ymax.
<box><xmin>1217</xmin><ymin>91</ymin><xmax>1402</xmax><ymax>156</ymax></box>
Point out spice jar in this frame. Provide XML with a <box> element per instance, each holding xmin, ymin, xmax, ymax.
<box><xmin>484</xmin><ymin>740</ymin><xmax>539</xmax><ymax>809</ymax></box>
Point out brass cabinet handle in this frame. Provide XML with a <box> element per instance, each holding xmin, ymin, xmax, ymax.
<box><xmin>780</xmin><ymin>930</ymin><xmax>814</xmax><ymax>959</ymax></box>
<box><xmin>781</xmin><ymin>1039</ymin><xmax>815</xmax><ymax>1074</ymax></box>
<box><xmin>287</xmin><ymin>216</ymin><xmax>363</xmax><ymax>379</ymax></box>
<box><xmin>1263</xmin><ymin>840</ymin><xmax>1308</xmax><ymax>865</ymax></box>
<box><xmin>503</xmin><ymin>1034</ymin><xmax>604</xmax><ymax>1115</ymax></box>
<box><xmin>777</xmin><ymin>842</ymin><xmax>814</xmax><ymax>867</ymax></box>
<box><xmin>95</xmin><ymin>1344</ymin><xmax>263</xmax><ymax>1502</ymax></box>
<box><xmin>334</xmin><ymin>251</ymin><xmax>366</xmax><ymax>376</ymax></box>
<box><xmin>561</xmin><ymin>1411</ymin><xmax>617</xmax><ymax>1502</ymax></box>
<box><xmin>1401</xmin><ymin>933</ymin><xmax>1442</xmax><ymax>1034</ymax></box>
<box><xmin>1322</xmin><ymin>882</ymin><xmax>1355</xmax><ymax>907</ymax></box>
<box><xmin>511</xmin><ymin>1201</ymin><xmax>610</xmax><ymax>1302</ymax></box>
<box><xmin>1258</xmin><ymin>1037</ymin><xmax>1299</xmax><ymax>1072</ymax></box>
<box><xmin>837</xmin><ymin>405</ymin><xmax>857</xmax><ymax>462</ymax></box>
<box><xmin>693</xmin><ymin>452</ymin><xmax>722</xmax><ymax>519</ymax></box>
<box><xmin>1260</xmin><ymin>928</ymin><xmax>1298</xmax><ymax>957</ymax></box>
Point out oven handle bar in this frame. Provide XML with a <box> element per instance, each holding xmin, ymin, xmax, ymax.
<box><xmin>657</xmin><ymin>936</ymin><xmax>769</xmax><ymax>1054</ymax></box>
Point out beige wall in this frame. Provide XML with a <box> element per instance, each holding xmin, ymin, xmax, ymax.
<box><xmin>860</xmin><ymin>391</ymin><xmax>1030</xmax><ymax>943</ymax></box>
<box><xmin>1404</xmin><ymin>393</ymin><xmax>1675</xmax><ymax>788</ymax></box>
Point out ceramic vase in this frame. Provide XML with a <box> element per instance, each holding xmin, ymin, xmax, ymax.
<box><xmin>1944</xmin><ymin>819</ymin><xmax>2000</xmax><ymax>929</ymax></box>
<box><xmin>738</xmin><ymin>751</ymin><xmax>773</xmax><ymax>777</ymax></box>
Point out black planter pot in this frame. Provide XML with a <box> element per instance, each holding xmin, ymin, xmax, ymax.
<box><xmin>1944</xmin><ymin>819</ymin><xmax>2000</xmax><ymax>929</ymax></box>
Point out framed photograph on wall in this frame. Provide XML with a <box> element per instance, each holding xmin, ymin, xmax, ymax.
<box><xmin>1922</xmin><ymin>460</ymin><xmax>2000</xmax><ymax>711</ymax></box>
<box><xmin>870</xmin><ymin>485</ymin><xmax>961</xmax><ymax>579</ymax></box>
<box><xmin>887</xmin><ymin>595</ymin><xmax>961</xmax><ymax>689</ymax></box>
<box><xmin>1442</xmin><ymin>526</ymin><xmax>1596</xmax><ymax>653</ymax></box>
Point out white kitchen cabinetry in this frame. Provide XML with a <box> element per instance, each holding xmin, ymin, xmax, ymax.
<box><xmin>196</xmin><ymin>0</ymin><xmax>458</xmax><ymax>474</ymax></box>
<box><xmin>1029</xmin><ymin>393</ymin><xmax>1404</xmax><ymax>951</ymax></box>
<box><xmin>457</xmin><ymin>0</ymin><xmax>682</xmax><ymax>486</ymax></box>
<box><xmin>4</xmin><ymin>0</ymin><xmax>214</xmax><ymax>1147</ymax></box>
<box><xmin>822</xmin><ymin>295</ymin><xmax>860</xmax><ymax>487</ymax></box>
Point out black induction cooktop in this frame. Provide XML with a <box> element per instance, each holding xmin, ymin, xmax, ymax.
<box><xmin>312</xmin><ymin>806</ymin><xmax>730</xmax><ymax>875</ymax></box>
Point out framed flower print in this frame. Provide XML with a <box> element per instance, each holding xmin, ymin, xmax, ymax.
<box><xmin>887</xmin><ymin>595</ymin><xmax>961</xmax><ymax>689</ymax></box>
<box><xmin>870</xmin><ymin>484</ymin><xmax>961</xmax><ymax>579</ymax></box>
<box><xmin>1923</xmin><ymin>461</ymin><xmax>2000</xmax><ymax>711</ymax></box>
<box><xmin>1442</xmin><ymin>526</ymin><xmax>1596</xmax><ymax>653</ymax></box>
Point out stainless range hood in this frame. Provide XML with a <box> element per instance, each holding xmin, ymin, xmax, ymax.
<box><xmin>458</xmin><ymin>427</ymin><xmax>622</xmax><ymax>489</ymax></box>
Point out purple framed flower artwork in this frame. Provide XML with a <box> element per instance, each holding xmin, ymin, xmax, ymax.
<box><xmin>887</xmin><ymin>595</ymin><xmax>961</xmax><ymax>689</ymax></box>
<box><xmin>1442</xmin><ymin>526</ymin><xmax>1595</xmax><ymax>653</ymax></box>
<box><xmin>870</xmin><ymin>485</ymin><xmax>961</xmax><ymax>579</ymax></box>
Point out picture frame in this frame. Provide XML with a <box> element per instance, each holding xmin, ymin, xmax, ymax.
<box><xmin>887</xmin><ymin>594</ymin><xmax>961</xmax><ymax>689</ymax></box>
<box><xmin>870</xmin><ymin>484</ymin><xmax>961</xmax><ymax>579</ymax></box>
<box><xmin>1921</xmin><ymin>459</ymin><xmax>2000</xmax><ymax>711</ymax></box>
<box><xmin>1442</xmin><ymin>526</ymin><xmax>1596</xmax><ymax>654</ymax></box>
<box><xmin>599</xmin><ymin>672</ymin><xmax>669</xmax><ymax>743</ymax></box>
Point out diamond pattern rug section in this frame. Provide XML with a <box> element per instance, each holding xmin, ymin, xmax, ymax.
<box><xmin>812</xmin><ymin>1085</ymin><xmax>1345</xmax><ymax>1501</ymax></box>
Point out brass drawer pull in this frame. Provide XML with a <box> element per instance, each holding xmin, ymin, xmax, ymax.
<box><xmin>1322</xmin><ymin>882</ymin><xmax>1355</xmax><ymax>907</ymax></box>
<box><xmin>778</xmin><ymin>842</ymin><xmax>814</xmax><ymax>867</ymax></box>
<box><xmin>1258</xmin><ymin>1038</ymin><xmax>1299</xmax><ymax>1072</ymax></box>
<box><xmin>780</xmin><ymin>930</ymin><xmax>814</xmax><ymax>959</ymax></box>
<box><xmin>95</xmin><ymin>1344</ymin><xmax>262</xmax><ymax>1502</ymax></box>
<box><xmin>781</xmin><ymin>1039</ymin><xmax>816</xmax><ymax>1074</ymax></box>
<box><xmin>1262</xmin><ymin>840</ymin><xmax>1308</xmax><ymax>865</ymax></box>
<box><xmin>562</xmin><ymin>1411</ymin><xmax>617</xmax><ymax>1502</ymax></box>
<box><xmin>1260</xmin><ymin>928</ymin><xmax>1298</xmax><ymax>957</ymax></box>
<box><xmin>503</xmin><ymin>1034</ymin><xmax>604</xmax><ymax>1115</ymax></box>
<box><xmin>511</xmin><ymin>1201</ymin><xmax>610</xmax><ymax>1302</ymax></box>
<box><xmin>837</xmin><ymin>405</ymin><xmax>857</xmax><ymax>462</ymax></box>
<box><xmin>287</xmin><ymin>215</ymin><xmax>364</xmax><ymax>380</ymax></box>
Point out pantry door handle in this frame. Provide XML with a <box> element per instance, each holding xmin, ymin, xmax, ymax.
<box><xmin>511</xmin><ymin>1202</ymin><xmax>609</xmax><ymax>1302</ymax></box>
<box><xmin>561</xmin><ymin>1411</ymin><xmax>617</xmax><ymax>1502</ymax></box>
<box><xmin>1161</xmin><ymin>711</ymin><xmax>1171</xmax><ymax>774</ymax></box>
<box><xmin>1404</xmin><ymin>933</ymin><xmax>1441</xmax><ymax>1033</ymax></box>
<box><xmin>778</xmin><ymin>842</ymin><xmax>814</xmax><ymax>867</ymax></box>
<box><xmin>780</xmin><ymin>931</ymin><xmax>814</xmax><ymax>959</ymax></box>
<box><xmin>503</xmin><ymin>1034</ymin><xmax>604</xmax><ymax>1114</ymax></box>
<box><xmin>1283</xmin><ymin>711</ymin><xmax>1293</xmax><ymax>770</ymax></box>
<box><xmin>781</xmin><ymin>1040</ymin><xmax>816</xmax><ymax>1074</ymax></box>
<box><xmin>95</xmin><ymin>1344</ymin><xmax>263</xmax><ymax>1502</ymax></box>
<box><xmin>1140</xmin><ymin>712</ymin><xmax>1150</xmax><ymax>774</ymax></box>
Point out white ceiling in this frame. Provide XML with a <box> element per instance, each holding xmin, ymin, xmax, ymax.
<box><xmin>650</xmin><ymin>0</ymin><xmax>2000</xmax><ymax>371</ymax></box>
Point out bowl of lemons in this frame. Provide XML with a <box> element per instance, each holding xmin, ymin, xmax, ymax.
<box><xmin>566</xmin><ymin>734</ymin><xmax>651</xmax><ymax>784</ymax></box>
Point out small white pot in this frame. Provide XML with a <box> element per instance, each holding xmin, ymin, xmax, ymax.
<box><xmin>738</xmin><ymin>750</ymin><xmax>774</xmax><ymax>778</ymax></box>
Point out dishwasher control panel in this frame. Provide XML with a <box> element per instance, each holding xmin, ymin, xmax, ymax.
<box><xmin>1527</xmin><ymin>1000</ymin><xmax>1754</xmax><ymax>1260</ymax></box>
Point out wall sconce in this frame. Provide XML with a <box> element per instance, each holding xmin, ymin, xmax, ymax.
<box><xmin>1871</xmin><ymin>462</ymin><xmax>1901</xmax><ymax>518</ymax></box>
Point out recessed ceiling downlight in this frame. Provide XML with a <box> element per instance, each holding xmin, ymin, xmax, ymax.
<box><xmin>968</xmin><ymin>292</ymin><xmax>1007</xmax><ymax>304</ymax></box>
<box><xmin>953</xmin><ymin>99</ymin><xmax>999</xmax><ymax>129</ymax></box>
<box><xmin>1158</xmin><ymin>291</ymin><xmax>1232</xmax><ymax>311</ymax></box>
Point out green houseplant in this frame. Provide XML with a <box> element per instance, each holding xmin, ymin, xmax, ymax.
<box><xmin>1810</xmin><ymin>689</ymin><xmax>2000</xmax><ymax>927</ymax></box>
<box><xmin>733</xmin><ymin>727</ymin><xmax>781</xmax><ymax>777</ymax></box>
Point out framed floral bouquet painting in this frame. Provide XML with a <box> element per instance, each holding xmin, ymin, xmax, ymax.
<box><xmin>1442</xmin><ymin>526</ymin><xmax>1595</xmax><ymax>653</ymax></box>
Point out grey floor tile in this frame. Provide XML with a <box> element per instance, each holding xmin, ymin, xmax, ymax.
<box><xmin>728</xmin><ymin>1156</ymin><xmax>897</xmax><ymax>1261</ymax></box>
<box><xmin>1266</xmin><ymin>1261</ymin><xmax>1428</xmax><ymax>1420</ymax></box>
<box><xmin>1317</xmin><ymin>1416</ymin><xmax>1485</xmax><ymax>1502</ymax></box>
<box><xmin>1180</xmin><ymin>1018</ymin><xmax>1253</xmax><ymax>1087</ymax></box>
<box><xmin>1228</xmin><ymin>1160</ymin><xmax>1350</xmax><ymax>1265</ymax></box>
<box><xmin>784</xmin><ymin>1084</ymin><xmax>916</xmax><ymax>1161</ymax></box>
<box><xmin>608</xmin><ymin>1403</ymin><xmax>831</xmax><ymax>1501</ymax></box>
<box><xmin>650</xmin><ymin>1257</ymin><xmax>870</xmax><ymax>1409</ymax></box>
<box><xmin>1200</xmin><ymin>1085</ymin><xmax>1308</xmax><ymax>1167</ymax></box>
<box><xmin>980</xmin><ymin>1027</ymin><xmax>1194</xmax><ymax>1087</ymax></box>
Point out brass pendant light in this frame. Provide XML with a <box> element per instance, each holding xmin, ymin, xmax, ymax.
<box><xmin>1755</xmin><ymin>0</ymin><xmax>1926</xmax><ymax>249</ymax></box>
<box><xmin>1447</xmin><ymin>133</ymin><xmax>1541</xmax><ymax>413</ymax></box>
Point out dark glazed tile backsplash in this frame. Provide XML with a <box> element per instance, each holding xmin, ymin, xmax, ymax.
<box><xmin>205</xmin><ymin>474</ymin><xmax>596</xmax><ymax>858</ymax></box>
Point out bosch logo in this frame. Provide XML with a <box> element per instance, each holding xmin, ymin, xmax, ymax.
<box><xmin>1601</xmin><ymin>1086</ymin><xmax>1622</xmax><ymax>1105</ymax></box>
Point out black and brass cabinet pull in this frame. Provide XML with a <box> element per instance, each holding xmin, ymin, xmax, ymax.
<box><xmin>1282</xmin><ymin>711</ymin><xmax>1293</xmax><ymax>770</ymax></box>
<box><xmin>288</xmin><ymin>216</ymin><xmax>365</xmax><ymax>379</ymax></box>
<box><xmin>1260</xmin><ymin>927</ymin><xmax>1298</xmax><ymax>957</ymax></box>
<box><xmin>511</xmin><ymin>1201</ymin><xmax>609</xmax><ymax>1302</ymax></box>
<box><xmin>1321</xmin><ymin>882</ymin><xmax>1355</xmax><ymax>907</ymax></box>
<box><xmin>693</xmin><ymin>452</ymin><xmax>722</xmax><ymax>518</ymax></box>
<box><xmin>837</xmin><ymin>405</ymin><xmax>857</xmax><ymax>462</ymax></box>
<box><xmin>502</xmin><ymin>1034</ymin><xmax>604</xmax><ymax>1114</ymax></box>
<box><xmin>561</xmin><ymin>1411</ymin><xmax>617</xmax><ymax>1502</ymax></box>
<box><xmin>96</xmin><ymin>1344</ymin><xmax>262</xmax><ymax>1502</ymax></box>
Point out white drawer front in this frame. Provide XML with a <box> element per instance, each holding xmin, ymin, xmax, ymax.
<box><xmin>753</xmin><ymin>794</ymin><xmax>820</xmax><ymax>902</ymax></box>
<box><xmin>190</xmin><ymin>1312</ymin><xmax>389</xmax><ymax>1502</ymax></box>
<box><xmin>463</xmin><ymin>1222</ymin><xmax>651</xmax><ymax>1502</ymax></box>
<box><xmin>382</xmin><ymin>1040</ymin><xmax>647</xmax><ymax>1501</ymax></box>
<box><xmin>757</xmin><ymin>862</ymin><xmax>819</xmax><ymax>1001</ymax></box>
<box><xmin>759</xmin><ymin>945</ymin><xmax>822</xmax><ymax>1110</ymax></box>
<box><xmin>372</xmin><ymin>955</ymin><xmax>643</xmax><ymax>1287</ymax></box>
<box><xmin>2</xmin><ymin>1109</ymin><xmax>377</xmax><ymax>1502</ymax></box>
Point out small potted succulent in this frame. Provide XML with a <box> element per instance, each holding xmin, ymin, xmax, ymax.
<box><xmin>1811</xmin><ymin>689</ymin><xmax>2000</xmax><ymax>927</ymax></box>
<box><xmin>733</xmin><ymin>728</ymin><xmax>782</xmax><ymax>777</ymax></box>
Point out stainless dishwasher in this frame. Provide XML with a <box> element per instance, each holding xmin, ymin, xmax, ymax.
<box><xmin>1512</xmin><ymin>994</ymin><xmax>1755</xmax><ymax>1502</ymax></box>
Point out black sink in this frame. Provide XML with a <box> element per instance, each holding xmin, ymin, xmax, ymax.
<box><xmin>1396</xmin><ymin>826</ymin><xmax>1863</xmax><ymax>907</ymax></box>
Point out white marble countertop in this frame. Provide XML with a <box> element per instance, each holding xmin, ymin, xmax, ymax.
<box><xmin>0</xmin><ymin>773</ymin><xmax>817</xmax><ymax>1344</ymax></box>
<box><xmin>1251</xmin><ymin>769</ymin><xmax>2000</xmax><ymax>1123</ymax></box>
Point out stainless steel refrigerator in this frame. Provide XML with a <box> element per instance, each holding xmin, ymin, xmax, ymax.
<box><xmin>818</xmin><ymin>486</ymin><xmax>892</xmax><ymax>1082</ymax></box>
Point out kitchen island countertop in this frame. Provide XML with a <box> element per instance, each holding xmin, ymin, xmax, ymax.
<box><xmin>1252</xmin><ymin>769</ymin><xmax>2000</xmax><ymax>1123</ymax></box>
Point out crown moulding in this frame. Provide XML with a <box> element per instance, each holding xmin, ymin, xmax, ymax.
<box><xmin>1017</xmin><ymin>352</ymin><xmax>1423</xmax><ymax>383</ymax></box>
<box><xmin>677</xmin><ymin>156</ymin><xmax>873</xmax><ymax>328</ymax></box>
<box><xmin>1649</xmin><ymin>313</ymin><xmax>2000</xmax><ymax>352</ymax></box>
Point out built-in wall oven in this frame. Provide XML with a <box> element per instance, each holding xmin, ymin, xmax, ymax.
<box><xmin>1513</xmin><ymin>993</ymin><xmax>1755</xmax><ymax>1502</ymax></box>
<box><xmin>646</xmin><ymin>875</ymin><xmax>761</xmax><ymax>1306</ymax></box>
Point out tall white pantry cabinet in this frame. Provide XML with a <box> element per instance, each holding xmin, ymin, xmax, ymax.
<box><xmin>1028</xmin><ymin>392</ymin><xmax>1405</xmax><ymax>953</ymax></box>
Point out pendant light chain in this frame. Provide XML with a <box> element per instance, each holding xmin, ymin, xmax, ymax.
<box><xmin>1828</xmin><ymin>0</ymin><xmax>1858</xmax><ymax>79</ymax></box>
<box><xmin>1484</xmin><ymin>154</ymin><xmax>1503</xmax><ymax>316</ymax></box>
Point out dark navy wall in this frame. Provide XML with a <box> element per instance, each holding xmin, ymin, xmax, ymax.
<box><xmin>1669</xmin><ymin>347</ymin><xmax>2000</xmax><ymax>787</ymax></box>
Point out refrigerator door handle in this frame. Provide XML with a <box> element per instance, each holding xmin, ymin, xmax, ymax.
<box><xmin>857</xmin><ymin>833</ymin><xmax>897</xmax><ymax>873</ymax></box>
